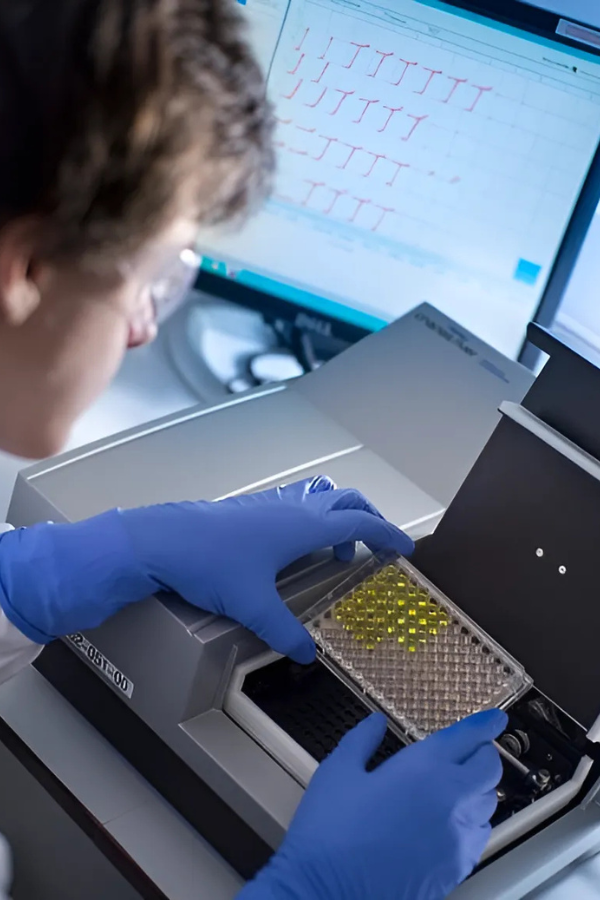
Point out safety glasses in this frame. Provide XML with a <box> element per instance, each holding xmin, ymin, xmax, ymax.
<box><xmin>149</xmin><ymin>247</ymin><xmax>202</xmax><ymax>326</ymax></box>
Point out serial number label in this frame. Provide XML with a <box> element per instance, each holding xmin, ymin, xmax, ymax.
<box><xmin>67</xmin><ymin>633</ymin><xmax>134</xmax><ymax>699</ymax></box>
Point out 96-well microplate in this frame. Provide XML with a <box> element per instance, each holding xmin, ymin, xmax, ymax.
<box><xmin>308</xmin><ymin>558</ymin><xmax>530</xmax><ymax>740</ymax></box>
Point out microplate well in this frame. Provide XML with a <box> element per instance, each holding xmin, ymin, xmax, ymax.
<box><xmin>306</xmin><ymin>556</ymin><xmax>531</xmax><ymax>741</ymax></box>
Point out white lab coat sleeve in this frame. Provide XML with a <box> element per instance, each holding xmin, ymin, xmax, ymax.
<box><xmin>0</xmin><ymin>525</ymin><xmax>43</xmax><ymax>686</ymax></box>
<box><xmin>0</xmin><ymin>609</ymin><xmax>41</xmax><ymax>900</ymax></box>
<box><xmin>0</xmin><ymin>616</ymin><xmax>41</xmax><ymax>900</ymax></box>
<box><xmin>0</xmin><ymin>607</ymin><xmax>43</xmax><ymax>685</ymax></box>
<box><xmin>0</xmin><ymin>525</ymin><xmax>43</xmax><ymax>899</ymax></box>
<box><xmin>0</xmin><ymin>836</ymin><xmax>11</xmax><ymax>900</ymax></box>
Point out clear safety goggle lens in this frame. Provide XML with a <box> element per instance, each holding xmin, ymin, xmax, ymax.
<box><xmin>150</xmin><ymin>248</ymin><xmax>202</xmax><ymax>325</ymax></box>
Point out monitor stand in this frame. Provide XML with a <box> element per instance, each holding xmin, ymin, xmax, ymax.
<box><xmin>165</xmin><ymin>292</ymin><xmax>352</xmax><ymax>402</ymax></box>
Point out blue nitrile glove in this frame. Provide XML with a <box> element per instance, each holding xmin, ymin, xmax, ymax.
<box><xmin>239</xmin><ymin>708</ymin><xmax>507</xmax><ymax>900</ymax></box>
<box><xmin>0</xmin><ymin>477</ymin><xmax>413</xmax><ymax>661</ymax></box>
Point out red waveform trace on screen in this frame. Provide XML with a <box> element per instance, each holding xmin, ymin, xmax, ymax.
<box><xmin>392</xmin><ymin>59</ymin><xmax>418</xmax><ymax>86</ymax></box>
<box><xmin>344</xmin><ymin>42</ymin><xmax>371</xmax><ymax>70</ymax></box>
<box><xmin>337</xmin><ymin>142</ymin><xmax>363</xmax><ymax>170</ymax></box>
<box><xmin>466</xmin><ymin>85</ymin><xmax>493</xmax><ymax>113</ymax></box>
<box><xmin>442</xmin><ymin>76</ymin><xmax>468</xmax><ymax>104</ymax></box>
<box><xmin>287</xmin><ymin>53</ymin><xmax>305</xmax><ymax>76</ymax></box>
<box><xmin>276</xmin><ymin>122</ymin><xmax>459</xmax><ymax>183</ymax></box>
<box><xmin>347</xmin><ymin>196</ymin><xmax>371</xmax><ymax>222</ymax></box>
<box><xmin>353</xmin><ymin>97</ymin><xmax>380</xmax><ymax>124</ymax></box>
<box><xmin>362</xmin><ymin>151</ymin><xmax>387</xmax><ymax>178</ymax></box>
<box><xmin>323</xmin><ymin>187</ymin><xmax>348</xmax><ymax>214</ymax></box>
<box><xmin>273</xmin><ymin>27</ymin><xmax>496</xmax><ymax>239</ymax></box>
<box><xmin>280</xmin><ymin>33</ymin><xmax>495</xmax><ymax>114</ymax></box>
<box><xmin>286</xmin><ymin>181</ymin><xmax>397</xmax><ymax>232</ymax></box>
<box><xmin>414</xmin><ymin>67</ymin><xmax>443</xmax><ymax>96</ymax></box>
<box><xmin>378</xmin><ymin>105</ymin><xmax>404</xmax><ymax>133</ymax></box>
<box><xmin>371</xmin><ymin>205</ymin><xmax>396</xmax><ymax>232</ymax></box>
<box><xmin>313</xmin><ymin>134</ymin><xmax>338</xmax><ymax>161</ymax></box>
<box><xmin>282</xmin><ymin>78</ymin><xmax>303</xmax><ymax>100</ymax></box>
<box><xmin>387</xmin><ymin>160</ymin><xmax>411</xmax><ymax>186</ymax></box>
<box><xmin>305</xmin><ymin>88</ymin><xmax>327</xmax><ymax>109</ymax></box>
<box><xmin>402</xmin><ymin>113</ymin><xmax>429</xmax><ymax>142</ymax></box>
<box><xmin>330</xmin><ymin>88</ymin><xmax>355</xmax><ymax>115</ymax></box>
<box><xmin>369</xmin><ymin>50</ymin><xmax>395</xmax><ymax>79</ymax></box>
<box><xmin>295</xmin><ymin>27</ymin><xmax>310</xmax><ymax>53</ymax></box>
<box><xmin>312</xmin><ymin>62</ymin><xmax>330</xmax><ymax>84</ymax></box>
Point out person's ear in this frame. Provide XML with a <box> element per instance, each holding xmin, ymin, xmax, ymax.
<box><xmin>0</xmin><ymin>218</ymin><xmax>42</xmax><ymax>327</ymax></box>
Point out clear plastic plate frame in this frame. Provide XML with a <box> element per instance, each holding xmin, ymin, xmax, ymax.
<box><xmin>302</xmin><ymin>554</ymin><xmax>532</xmax><ymax>743</ymax></box>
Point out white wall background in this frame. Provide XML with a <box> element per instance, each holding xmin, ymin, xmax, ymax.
<box><xmin>526</xmin><ymin>0</ymin><xmax>600</xmax><ymax>27</ymax></box>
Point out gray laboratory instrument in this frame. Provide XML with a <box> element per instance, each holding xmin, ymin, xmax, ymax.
<box><xmin>9</xmin><ymin>303</ymin><xmax>600</xmax><ymax>898</ymax></box>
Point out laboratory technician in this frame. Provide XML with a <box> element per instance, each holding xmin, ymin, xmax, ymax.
<box><xmin>0</xmin><ymin>2</ymin><xmax>505</xmax><ymax>898</ymax></box>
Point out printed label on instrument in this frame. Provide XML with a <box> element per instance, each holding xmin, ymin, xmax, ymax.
<box><xmin>66</xmin><ymin>633</ymin><xmax>134</xmax><ymax>699</ymax></box>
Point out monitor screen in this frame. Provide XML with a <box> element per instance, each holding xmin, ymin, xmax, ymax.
<box><xmin>197</xmin><ymin>0</ymin><xmax>600</xmax><ymax>358</ymax></box>
<box><xmin>553</xmin><ymin>199</ymin><xmax>600</xmax><ymax>352</ymax></box>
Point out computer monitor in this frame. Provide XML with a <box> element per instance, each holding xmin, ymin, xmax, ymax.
<box><xmin>541</xmin><ymin>199</ymin><xmax>600</xmax><ymax>355</ymax></box>
<box><xmin>195</xmin><ymin>0</ymin><xmax>600</xmax><ymax>361</ymax></box>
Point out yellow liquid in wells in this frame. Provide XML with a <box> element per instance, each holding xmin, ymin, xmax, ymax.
<box><xmin>333</xmin><ymin>567</ymin><xmax>449</xmax><ymax>650</ymax></box>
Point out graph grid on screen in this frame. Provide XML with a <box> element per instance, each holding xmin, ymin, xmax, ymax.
<box><xmin>200</xmin><ymin>0</ymin><xmax>600</xmax><ymax>357</ymax></box>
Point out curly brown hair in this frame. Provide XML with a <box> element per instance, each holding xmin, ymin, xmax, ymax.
<box><xmin>0</xmin><ymin>0</ymin><xmax>274</xmax><ymax>264</ymax></box>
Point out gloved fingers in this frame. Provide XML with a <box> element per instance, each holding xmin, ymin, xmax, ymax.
<box><xmin>320</xmin><ymin>509</ymin><xmax>414</xmax><ymax>558</ymax></box>
<box><xmin>476</xmin><ymin>822</ymin><xmax>493</xmax><ymax>853</ymax></box>
<box><xmin>327</xmin><ymin>488</ymin><xmax>385</xmax><ymax>518</ymax></box>
<box><xmin>329</xmin><ymin>713</ymin><xmax>388</xmax><ymax>769</ymax></box>
<box><xmin>473</xmin><ymin>823</ymin><xmax>493</xmax><ymax>864</ymax></box>
<box><xmin>464</xmin><ymin>789</ymin><xmax>500</xmax><ymax>827</ymax></box>
<box><xmin>329</xmin><ymin>487</ymin><xmax>385</xmax><ymax>559</ymax></box>
<box><xmin>261</xmin><ymin>477</ymin><xmax>337</xmax><ymax>504</ymax></box>
<box><xmin>277</xmin><ymin>476</ymin><xmax>337</xmax><ymax>501</ymax></box>
<box><xmin>456</xmin><ymin>824</ymin><xmax>492</xmax><ymax>883</ymax></box>
<box><xmin>307</xmin><ymin>476</ymin><xmax>337</xmax><ymax>494</ymax></box>
<box><xmin>420</xmin><ymin>710</ymin><xmax>508</xmax><ymax>766</ymax></box>
<box><xmin>238</xmin><ymin>585</ymin><xmax>316</xmax><ymax>665</ymax></box>
<box><xmin>333</xmin><ymin>541</ymin><xmax>357</xmax><ymax>563</ymax></box>
<box><xmin>456</xmin><ymin>743</ymin><xmax>503</xmax><ymax>795</ymax></box>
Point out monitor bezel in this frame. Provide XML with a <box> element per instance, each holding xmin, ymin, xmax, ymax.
<box><xmin>195</xmin><ymin>0</ymin><xmax>600</xmax><ymax>358</ymax></box>
<box><xmin>519</xmin><ymin>136</ymin><xmax>600</xmax><ymax>367</ymax></box>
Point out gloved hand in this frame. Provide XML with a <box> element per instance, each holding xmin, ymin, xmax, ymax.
<box><xmin>0</xmin><ymin>477</ymin><xmax>413</xmax><ymax>660</ymax></box>
<box><xmin>239</xmin><ymin>709</ymin><xmax>507</xmax><ymax>900</ymax></box>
